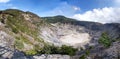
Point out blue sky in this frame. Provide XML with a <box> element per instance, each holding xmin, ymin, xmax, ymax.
<box><xmin>0</xmin><ymin>0</ymin><xmax>120</xmax><ymax>23</ymax></box>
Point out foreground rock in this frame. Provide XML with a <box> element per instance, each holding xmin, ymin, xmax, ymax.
<box><xmin>12</xmin><ymin>53</ymin><xmax>71</xmax><ymax>59</ymax></box>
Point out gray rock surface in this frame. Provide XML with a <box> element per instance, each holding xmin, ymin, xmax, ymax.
<box><xmin>33</xmin><ymin>54</ymin><xmax>70</xmax><ymax>59</ymax></box>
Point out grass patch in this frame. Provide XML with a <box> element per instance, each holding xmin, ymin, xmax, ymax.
<box><xmin>25</xmin><ymin>49</ymin><xmax>37</xmax><ymax>56</ymax></box>
<box><xmin>14</xmin><ymin>35</ymin><xmax>32</xmax><ymax>50</ymax></box>
<box><xmin>14</xmin><ymin>37</ymin><xmax>24</xmax><ymax>49</ymax></box>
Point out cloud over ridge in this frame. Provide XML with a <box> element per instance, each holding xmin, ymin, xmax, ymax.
<box><xmin>72</xmin><ymin>7</ymin><xmax>120</xmax><ymax>23</ymax></box>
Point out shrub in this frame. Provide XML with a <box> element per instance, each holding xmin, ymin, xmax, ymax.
<box><xmin>79</xmin><ymin>55</ymin><xmax>85</xmax><ymax>59</ymax></box>
<box><xmin>98</xmin><ymin>32</ymin><xmax>111</xmax><ymax>47</ymax></box>
<box><xmin>40</xmin><ymin>45</ymin><xmax>52</xmax><ymax>54</ymax></box>
<box><xmin>25</xmin><ymin>49</ymin><xmax>37</xmax><ymax>55</ymax></box>
<box><xmin>12</xmin><ymin>27</ymin><xmax>19</xmax><ymax>33</ymax></box>
<box><xmin>38</xmin><ymin>45</ymin><xmax>77</xmax><ymax>56</ymax></box>
<box><xmin>60</xmin><ymin>45</ymin><xmax>77</xmax><ymax>56</ymax></box>
<box><xmin>85</xmin><ymin>50</ymin><xmax>90</xmax><ymax>56</ymax></box>
<box><xmin>14</xmin><ymin>38</ymin><xmax>24</xmax><ymax>49</ymax></box>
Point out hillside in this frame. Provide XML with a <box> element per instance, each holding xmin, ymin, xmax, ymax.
<box><xmin>0</xmin><ymin>9</ymin><xmax>120</xmax><ymax>59</ymax></box>
<box><xmin>0</xmin><ymin>9</ymin><xmax>46</xmax><ymax>55</ymax></box>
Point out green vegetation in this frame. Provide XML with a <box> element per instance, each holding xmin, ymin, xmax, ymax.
<box><xmin>98</xmin><ymin>32</ymin><xmax>111</xmax><ymax>47</ymax></box>
<box><xmin>118</xmin><ymin>39</ymin><xmax>120</xmax><ymax>41</ymax></box>
<box><xmin>25</xmin><ymin>49</ymin><xmax>37</xmax><ymax>55</ymax></box>
<box><xmin>14</xmin><ymin>38</ymin><xmax>24</xmax><ymax>49</ymax></box>
<box><xmin>85</xmin><ymin>50</ymin><xmax>90</xmax><ymax>56</ymax></box>
<box><xmin>25</xmin><ymin>45</ymin><xmax>78</xmax><ymax>56</ymax></box>
<box><xmin>88</xmin><ymin>46</ymin><xmax>94</xmax><ymax>50</ymax></box>
<box><xmin>60</xmin><ymin>45</ymin><xmax>77</xmax><ymax>56</ymax></box>
<box><xmin>6</xmin><ymin>15</ymin><xmax>38</xmax><ymax>36</ymax></box>
<box><xmin>43</xmin><ymin>15</ymin><xmax>76</xmax><ymax>24</ymax></box>
<box><xmin>112</xmin><ymin>38</ymin><xmax>120</xmax><ymax>42</ymax></box>
<box><xmin>14</xmin><ymin>36</ymin><xmax>32</xmax><ymax>50</ymax></box>
<box><xmin>79</xmin><ymin>50</ymin><xmax>90</xmax><ymax>59</ymax></box>
<box><xmin>2</xmin><ymin>9</ymin><xmax>44</xmax><ymax>50</ymax></box>
<box><xmin>39</xmin><ymin>45</ymin><xmax>77</xmax><ymax>56</ymax></box>
<box><xmin>3</xmin><ymin>9</ymin><xmax>39</xmax><ymax>38</ymax></box>
<box><xmin>79</xmin><ymin>46</ymin><xmax>93</xmax><ymax>59</ymax></box>
<box><xmin>79</xmin><ymin>55</ymin><xmax>85</xmax><ymax>59</ymax></box>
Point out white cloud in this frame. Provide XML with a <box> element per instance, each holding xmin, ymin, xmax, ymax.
<box><xmin>0</xmin><ymin>0</ymin><xmax>10</xmax><ymax>3</ymax></box>
<box><xmin>72</xmin><ymin>7</ymin><xmax>120</xmax><ymax>23</ymax></box>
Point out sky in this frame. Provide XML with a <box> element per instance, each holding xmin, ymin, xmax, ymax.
<box><xmin>0</xmin><ymin>0</ymin><xmax>120</xmax><ymax>23</ymax></box>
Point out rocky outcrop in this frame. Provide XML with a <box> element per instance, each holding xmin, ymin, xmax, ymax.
<box><xmin>85</xmin><ymin>41</ymin><xmax>120</xmax><ymax>59</ymax></box>
<box><xmin>0</xmin><ymin>31</ymin><xmax>15</xmax><ymax>59</ymax></box>
<box><xmin>32</xmin><ymin>55</ymin><xmax>71</xmax><ymax>59</ymax></box>
<box><xmin>12</xmin><ymin>53</ymin><xmax>71</xmax><ymax>59</ymax></box>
